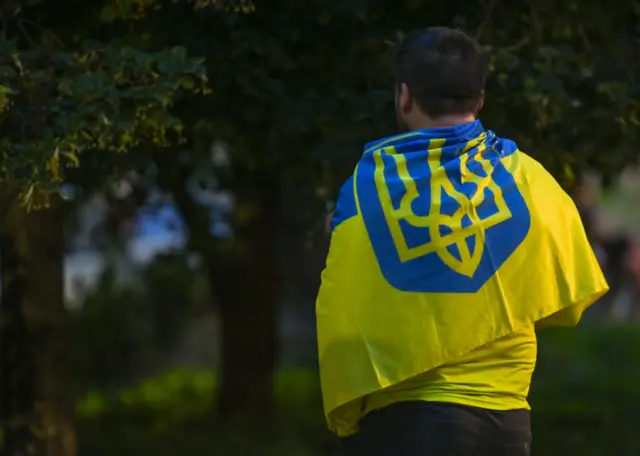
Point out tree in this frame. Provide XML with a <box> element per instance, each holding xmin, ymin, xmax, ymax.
<box><xmin>471</xmin><ymin>0</ymin><xmax>640</xmax><ymax>185</ymax></box>
<box><xmin>0</xmin><ymin>0</ymin><xmax>207</xmax><ymax>454</ymax></box>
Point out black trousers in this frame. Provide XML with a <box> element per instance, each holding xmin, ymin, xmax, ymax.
<box><xmin>339</xmin><ymin>401</ymin><xmax>532</xmax><ymax>456</ymax></box>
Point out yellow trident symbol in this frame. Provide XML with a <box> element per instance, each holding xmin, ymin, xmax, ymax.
<box><xmin>372</xmin><ymin>138</ymin><xmax>512</xmax><ymax>278</ymax></box>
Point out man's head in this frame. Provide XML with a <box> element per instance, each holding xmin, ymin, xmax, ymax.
<box><xmin>393</xmin><ymin>27</ymin><xmax>488</xmax><ymax>132</ymax></box>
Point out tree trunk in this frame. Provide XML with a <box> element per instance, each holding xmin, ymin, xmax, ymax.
<box><xmin>160</xmin><ymin>156</ymin><xmax>281</xmax><ymax>425</ymax></box>
<box><xmin>209</xmin><ymin>173</ymin><xmax>280</xmax><ymax>425</ymax></box>
<box><xmin>0</xmin><ymin>192</ymin><xmax>76</xmax><ymax>456</ymax></box>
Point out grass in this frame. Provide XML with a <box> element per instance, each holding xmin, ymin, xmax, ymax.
<box><xmin>76</xmin><ymin>367</ymin><xmax>333</xmax><ymax>456</ymax></box>
<box><xmin>21</xmin><ymin>324</ymin><xmax>640</xmax><ymax>455</ymax></box>
<box><xmin>77</xmin><ymin>367</ymin><xmax>322</xmax><ymax>418</ymax></box>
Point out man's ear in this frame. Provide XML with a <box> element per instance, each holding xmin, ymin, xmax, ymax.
<box><xmin>398</xmin><ymin>83</ymin><xmax>413</xmax><ymax>114</ymax></box>
<box><xmin>477</xmin><ymin>91</ymin><xmax>485</xmax><ymax>112</ymax></box>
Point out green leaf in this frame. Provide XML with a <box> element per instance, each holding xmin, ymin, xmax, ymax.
<box><xmin>179</xmin><ymin>76</ymin><xmax>195</xmax><ymax>90</ymax></box>
<box><xmin>0</xmin><ymin>65</ymin><xmax>17</xmax><ymax>79</ymax></box>
<box><xmin>100</xmin><ymin>5</ymin><xmax>118</xmax><ymax>22</ymax></box>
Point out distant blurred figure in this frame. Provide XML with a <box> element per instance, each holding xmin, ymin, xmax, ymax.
<box><xmin>572</xmin><ymin>181</ymin><xmax>640</xmax><ymax>322</ymax></box>
<box><xmin>571</xmin><ymin>179</ymin><xmax>598</xmax><ymax>241</ymax></box>
<box><xmin>598</xmin><ymin>233</ymin><xmax>633</xmax><ymax>318</ymax></box>
<box><xmin>627</xmin><ymin>240</ymin><xmax>640</xmax><ymax>321</ymax></box>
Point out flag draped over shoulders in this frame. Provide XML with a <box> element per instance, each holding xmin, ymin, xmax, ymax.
<box><xmin>316</xmin><ymin>120</ymin><xmax>608</xmax><ymax>436</ymax></box>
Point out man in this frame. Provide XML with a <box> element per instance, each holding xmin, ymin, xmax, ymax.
<box><xmin>315</xmin><ymin>27</ymin><xmax>608</xmax><ymax>456</ymax></box>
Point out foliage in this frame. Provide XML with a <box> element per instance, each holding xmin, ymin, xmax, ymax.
<box><xmin>76</xmin><ymin>367</ymin><xmax>319</xmax><ymax>419</ymax></box>
<box><xmin>99</xmin><ymin>0</ymin><xmax>255</xmax><ymax>21</ymax></box>
<box><xmin>532</xmin><ymin>323</ymin><xmax>640</xmax><ymax>455</ymax></box>
<box><xmin>0</xmin><ymin>0</ymin><xmax>208</xmax><ymax>208</ymax></box>
<box><xmin>131</xmin><ymin>0</ymin><xmax>639</xmax><ymax>188</ymax></box>
<box><xmin>96</xmin><ymin>0</ymin><xmax>640</xmax><ymax>261</ymax></box>
<box><xmin>67</xmin><ymin>324</ymin><xmax>640</xmax><ymax>456</ymax></box>
<box><xmin>72</xmin><ymin>268</ymin><xmax>153</xmax><ymax>390</ymax></box>
<box><xmin>475</xmin><ymin>0</ymin><xmax>640</xmax><ymax>186</ymax></box>
<box><xmin>71</xmin><ymin>253</ymin><xmax>203</xmax><ymax>390</ymax></box>
<box><xmin>76</xmin><ymin>368</ymin><xmax>325</xmax><ymax>456</ymax></box>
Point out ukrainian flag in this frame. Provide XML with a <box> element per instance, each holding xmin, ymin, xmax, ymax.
<box><xmin>316</xmin><ymin>121</ymin><xmax>608</xmax><ymax>436</ymax></box>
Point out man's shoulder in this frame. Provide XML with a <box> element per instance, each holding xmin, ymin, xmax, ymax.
<box><xmin>331</xmin><ymin>174</ymin><xmax>358</xmax><ymax>231</ymax></box>
<box><xmin>504</xmin><ymin>148</ymin><xmax>570</xmax><ymax>197</ymax></box>
<box><xmin>507</xmin><ymin>149</ymin><xmax>579</xmax><ymax>222</ymax></box>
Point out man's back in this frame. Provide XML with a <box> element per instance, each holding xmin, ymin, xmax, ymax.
<box><xmin>317</xmin><ymin>27</ymin><xmax>608</xmax><ymax>456</ymax></box>
<box><xmin>363</xmin><ymin>324</ymin><xmax>537</xmax><ymax>416</ymax></box>
<box><xmin>335</xmin><ymin>325</ymin><xmax>536</xmax><ymax>454</ymax></box>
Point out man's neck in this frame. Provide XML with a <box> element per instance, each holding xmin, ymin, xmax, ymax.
<box><xmin>411</xmin><ymin>114</ymin><xmax>476</xmax><ymax>130</ymax></box>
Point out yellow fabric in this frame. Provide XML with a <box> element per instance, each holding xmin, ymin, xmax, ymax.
<box><xmin>316</xmin><ymin>126</ymin><xmax>608</xmax><ymax>437</ymax></box>
<box><xmin>363</xmin><ymin>323</ymin><xmax>536</xmax><ymax>418</ymax></box>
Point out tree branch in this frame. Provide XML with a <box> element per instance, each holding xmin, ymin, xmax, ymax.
<box><xmin>18</xmin><ymin>18</ymin><xmax>66</xmax><ymax>48</ymax></box>
<box><xmin>529</xmin><ymin>0</ymin><xmax>542</xmax><ymax>42</ymax></box>
<box><xmin>0</xmin><ymin>7</ymin><xmax>7</xmax><ymax>40</ymax></box>
<box><xmin>476</xmin><ymin>0</ymin><xmax>499</xmax><ymax>41</ymax></box>
<box><xmin>578</xmin><ymin>24</ymin><xmax>591</xmax><ymax>50</ymax></box>
<box><xmin>505</xmin><ymin>36</ymin><xmax>530</xmax><ymax>52</ymax></box>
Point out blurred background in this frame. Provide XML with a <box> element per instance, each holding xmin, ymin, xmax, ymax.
<box><xmin>0</xmin><ymin>0</ymin><xmax>639</xmax><ymax>455</ymax></box>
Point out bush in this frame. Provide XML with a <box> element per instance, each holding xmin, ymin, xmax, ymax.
<box><xmin>531</xmin><ymin>324</ymin><xmax>640</xmax><ymax>456</ymax></box>
<box><xmin>73</xmin><ymin>323</ymin><xmax>640</xmax><ymax>456</ymax></box>
<box><xmin>71</xmin><ymin>253</ymin><xmax>205</xmax><ymax>391</ymax></box>
<box><xmin>76</xmin><ymin>368</ymin><xmax>329</xmax><ymax>456</ymax></box>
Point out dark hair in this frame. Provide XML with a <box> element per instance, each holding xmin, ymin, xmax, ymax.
<box><xmin>393</xmin><ymin>27</ymin><xmax>488</xmax><ymax>118</ymax></box>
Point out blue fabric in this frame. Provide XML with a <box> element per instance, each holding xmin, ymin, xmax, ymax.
<box><xmin>353</xmin><ymin>121</ymin><xmax>530</xmax><ymax>293</ymax></box>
